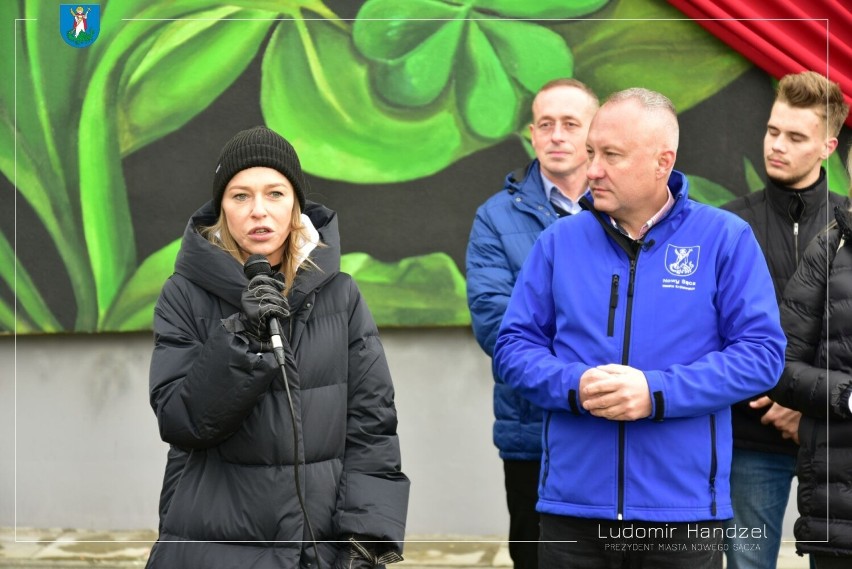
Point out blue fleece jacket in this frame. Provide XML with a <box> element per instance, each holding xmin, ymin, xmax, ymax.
<box><xmin>494</xmin><ymin>171</ymin><xmax>785</xmax><ymax>521</ymax></box>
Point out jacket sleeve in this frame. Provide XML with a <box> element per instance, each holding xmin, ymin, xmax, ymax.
<box><xmin>770</xmin><ymin>232</ymin><xmax>852</xmax><ymax>418</ymax></box>
<box><xmin>149</xmin><ymin>277</ymin><xmax>276</xmax><ymax>449</ymax></box>
<box><xmin>335</xmin><ymin>279</ymin><xmax>409</xmax><ymax>553</ymax></box>
<box><xmin>466</xmin><ymin>204</ymin><xmax>515</xmax><ymax>356</ymax></box>
<box><xmin>493</xmin><ymin>230</ymin><xmax>592</xmax><ymax>411</ymax></box>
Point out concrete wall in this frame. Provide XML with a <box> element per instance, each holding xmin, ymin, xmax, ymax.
<box><xmin>0</xmin><ymin>330</ymin><xmax>797</xmax><ymax>537</ymax></box>
<box><xmin>0</xmin><ymin>329</ymin><xmax>506</xmax><ymax>534</ymax></box>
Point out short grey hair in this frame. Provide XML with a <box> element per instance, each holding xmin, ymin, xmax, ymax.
<box><xmin>604</xmin><ymin>88</ymin><xmax>679</xmax><ymax>151</ymax></box>
<box><xmin>605</xmin><ymin>88</ymin><xmax>675</xmax><ymax>114</ymax></box>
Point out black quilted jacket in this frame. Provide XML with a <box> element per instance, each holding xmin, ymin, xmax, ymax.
<box><xmin>146</xmin><ymin>201</ymin><xmax>409</xmax><ymax>568</ymax></box>
<box><xmin>771</xmin><ymin>207</ymin><xmax>852</xmax><ymax>557</ymax></box>
<box><xmin>722</xmin><ymin>170</ymin><xmax>847</xmax><ymax>455</ymax></box>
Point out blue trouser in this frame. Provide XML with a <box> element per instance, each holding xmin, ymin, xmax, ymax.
<box><xmin>724</xmin><ymin>448</ymin><xmax>797</xmax><ymax>569</ymax></box>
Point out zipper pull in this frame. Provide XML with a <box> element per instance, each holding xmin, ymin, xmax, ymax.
<box><xmin>627</xmin><ymin>259</ymin><xmax>637</xmax><ymax>298</ymax></box>
<box><xmin>794</xmin><ymin>222</ymin><xmax>800</xmax><ymax>266</ymax></box>
<box><xmin>607</xmin><ymin>275</ymin><xmax>619</xmax><ymax>337</ymax></box>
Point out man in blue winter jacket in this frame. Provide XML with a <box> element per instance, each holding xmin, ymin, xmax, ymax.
<box><xmin>494</xmin><ymin>88</ymin><xmax>786</xmax><ymax>569</ymax></box>
<box><xmin>466</xmin><ymin>78</ymin><xmax>599</xmax><ymax>569</ymax></box>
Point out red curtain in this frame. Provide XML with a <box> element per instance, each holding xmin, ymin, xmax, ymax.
<box><xmin>667</xmin><ymin>0</ymin><xmax>852</xmax><ymax>127</ymax></box>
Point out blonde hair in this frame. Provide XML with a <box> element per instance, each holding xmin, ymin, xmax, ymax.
<box><xmin>200</xmin><ymin>201</ymin><xmax>319</xmax><ymax>295</ymax></box>
<box><xmin>776</xmin><ymin>71</ymin><xmax>849</xmax><ymax>138</ymax></box>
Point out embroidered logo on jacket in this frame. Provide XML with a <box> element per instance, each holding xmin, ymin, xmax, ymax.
<box><xmin>665</xmin><ymin>245</ymin><xmax>699</xmax><ymax>276</ymax></box>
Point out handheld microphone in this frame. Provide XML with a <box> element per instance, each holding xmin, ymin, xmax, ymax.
<box><xmin>243</xmin><ymin>254</ymin><xmax>286</xmax><ymax>367</ymax></box>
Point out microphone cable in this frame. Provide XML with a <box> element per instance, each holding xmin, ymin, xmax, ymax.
<box><xmin>273</xmin><ymin>331</ymin><xmax>322</xmax><ymax>569</ymax></box>
<box><xmin>244</xmin><ymin>255</ymin><xmax>322</xmax><ymax>569</ymax></box>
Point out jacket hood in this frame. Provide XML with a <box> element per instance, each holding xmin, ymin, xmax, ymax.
<box><xmin>173</xmin><ymin>200</ymin><xmax>341</xmax><ymax>311</ymax></box>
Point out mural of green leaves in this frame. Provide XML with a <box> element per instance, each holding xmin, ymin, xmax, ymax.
<box><xmin>351</xmin><ymin>0</ymin><xmax>604</xmax><ymax>139</ymax></box>
<box><xmin>5</xmin><ymin>0</ymin><xmax>838</xmax><ymax>334</ymax></box>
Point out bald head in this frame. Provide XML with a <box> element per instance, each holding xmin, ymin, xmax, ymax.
<box><xmin>602</xmin><ymin>88</ymin><xmax>679</xmax><ymax>155</ymax></box>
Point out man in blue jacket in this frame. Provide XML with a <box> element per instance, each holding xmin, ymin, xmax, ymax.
<box><xmin>466</xmin><ymin>78</ymin><xmax>599</xmax><ymax>569</ymax></box>
<box><xmin>494</xmin><ymin>88</ymin><xmax>786</xmax><ymax>568</ymax></box>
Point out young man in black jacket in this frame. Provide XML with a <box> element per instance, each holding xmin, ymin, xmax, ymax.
<box><xmin>721</xmin><ymin>71</ymin><xmax>849</xmax><ymax>569</ymax></box>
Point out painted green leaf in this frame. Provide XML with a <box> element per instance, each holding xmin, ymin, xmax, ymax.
<box><xmin>0</xmin><ymin>231</ymin><xmax>60</xmax><ymax>332</ymax></box>
<box><xmin>473</xmin><ymin>0</ymin><xmax>609</xmax><ymax>18</ymax></box>
<box><xmin>78</xmin><ymin>78</ymin><xmax>136</xmax><ymax>325</ymax></box>
<box><xmin>0</xmin><ymin>9</ymin><xmax>21</xmax><ymax>136</ymax></box>
<box><xmin>102</xmin><ymin>239</ymin><xmax>181</xmax><ymax>331</ymax></box>
<box><xmin>825</xmin><ymin>151</ymin><xmax>850</xmax><ymax>197</ymax></box>
<box><xmin>341</xmin><ymin>252</ymin><xmax>469</xmax><ymax>327</ymax></box>
<box><xmin>118</xmin><ymin>7</ymin><xmax>274</xmax><ymax>154</ymax></box>
<box><xmin>353</xmin><ymin>0</ymin><xmax>466</xmax><ymax>61</ymax></box>
<box><xmin>19</xmin><ymin>3</ymin><xmax>85</xmax><ymax>185</ymax></box>
<box><xmin>210</xmin><ymin>0</ymin><xmax>338</xmax><ymax>18</ymax></box>
<box><xmin>686</xmin><ymin>174</ymin><xmax>736</xmax><ymax>207</ymax></box>
<box><xmin>106</xmin><ymin>2</ymin><xmax>286</xmax><ymax>157</ymax></box>
<box><xmin>743</xmin><ymin>157</ymin><xmax>764</xmax><ymax>193</ymax></box>
<box><xmin>4</xmin><ymin>18</ymin><xmax>96</xmax><ymax>331</ymax></box>
<box><xmin>457</xmin><ymin>23</ymin><xmax>519</xmax><ymax>140</ymax></box>
<box><xmin>477</xmin><ymin>19</ymin><xmax>573</xmax><ymax>94</ymax></box>
<box><xmin>353</xmin><ymin>0</ymin><xmax>590</xmax><ymax>140</ymax></box>
<box><xmin>371</xmin><ymin>20</ymin><xmax>465</xmax><ymax>107</ymax></box>
<box><xmin>9</xmin><ymin>1</ymin><xmax>277</xmax><ymax>330</ymax></box>
<box><xmin>4</xmin><ymin>10</ymin><xmax>75</xmax><ymax>213</ymax></box>
<box><xmin>261</xmin><ymin>18</ymin><xmax>488</xmax><ymax>182</ymax></box>
<box><xmin>569</xmin><ymin>0</ymin><xmax>751</xmax><ymax>113</ymax></box>
<box><xmin>0</xmin><ymin>298</ymin><xmax>32</xmax><ymax>334</ymax></box>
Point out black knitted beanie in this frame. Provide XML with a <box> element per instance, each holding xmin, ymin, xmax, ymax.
<box><xmin>212</xmin><ymin>126</ymin><xmax>307</xmax><ymax>216</ymax></box>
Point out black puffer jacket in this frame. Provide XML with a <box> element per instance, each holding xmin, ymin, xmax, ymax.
<box><xmin>146</xmin><ymin>201</ymin><xmax>409</xmax><ymax>568</ymax></box>
<box><xmin>722</xmin><ymin>169</ymin><xmax>848</xmax><ymax>454</ymax></box>
<box><xmin>771</xmin><ymin>207</ymin><xmax>852</xmax><ymax>557</ymax></box>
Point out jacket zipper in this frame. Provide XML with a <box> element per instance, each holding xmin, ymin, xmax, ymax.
<box><xmin>541</xmin><ymin>412</ymin><xmax>553</xmax><ymax>488</ymax></box>
<box><xmin>793</xmin><ymin>222</ymin><xmax>800</xmax><ymax>266</ymax></box>
<box><xmin>579</xmin><ymin>197</ymin><xmax>652</xmax><ymax>521</ymax></box>
<box><xmin>709</xmin><ymin>414</ymin><xmax>717</xmax><ymax>517</ymax></box>
<box><xmin>617</xmin><ymin>255</ymin><xmax>639</xmax><ymax>520</ymax></box>
<box><xmin>607</xmin><ymin>275</ymin><xmax>619</xmax><ymax>337</ymax></box>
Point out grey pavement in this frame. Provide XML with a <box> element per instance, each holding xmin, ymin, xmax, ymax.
<box><xmin>0</xmin><ymin>527</ymin><xmax>809</xmax><ymax>568</ymax></box>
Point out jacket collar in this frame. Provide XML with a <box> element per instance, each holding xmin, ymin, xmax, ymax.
<box><xmin>506</xmin><ymin>159</ymin><xmax>592</xmax><ymax>215</ymax></box>
<box><xmin>579</xmin><ymin>170</ymin><xmax>689</xmax><ymax>257</ymax></box>
<box><xmin>764</xmin><ymin>168</ymin><xmax>827</xmax><ymax>223</ymax></box>
<box><xmin>505</xmin><ymin>160</ymin><xmax>549</xmax><ymax>206</ymax></box>
<box><xmin>580</xmin><ymin>169</ymin><xmax>690</xmax><ymax>222</ymax></box>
